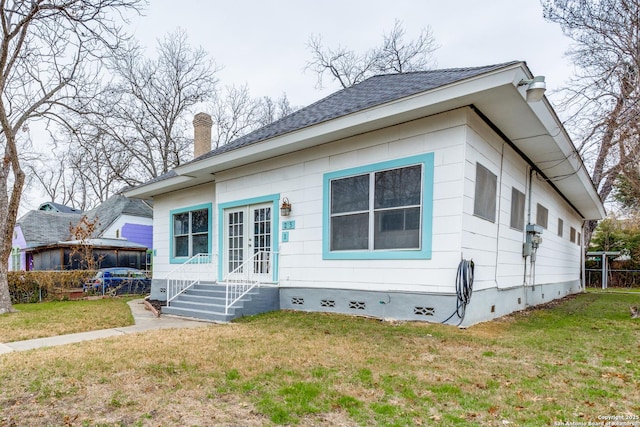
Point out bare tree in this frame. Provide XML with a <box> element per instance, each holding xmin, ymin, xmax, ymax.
<box><xmin>210</xmin><ymin>84</ymin><xmax>263</xmax><ymax>148</ymax></box>
<box><xmin>25</xmin><ymin>153</ymin><xmax>79</xmax><ymax>209</ymax></box>
<box><xmin>0</xmin><ymin>0</ymin><xmax>145</xmax><ymax>314</ymax></box>
<box><xmin>52</xmin><ymin>28</ymin><xmax>219</xmax><ymax>198</ymax></box>
<box><xmin>543</xmin><ymin>0</ymin><xmax>640</xmax><ymax>245</ymax></box>
<box><xmin>32</xmin><ymin>31</ymin><xmax>294</xmax><ymax>209</ymax></box>
<box><xmin>209</xmin><ymin>86</ymin><xmax>297</xmax><ymax>148</ymax></box>
<box><xmin>375</xmin><ymin>20</ymin><xmax>438</xmax><ymax>73</ymax></box>
<box><xmin>105</xmin><ymin>29</ymin><xmax>219</xmax><ymax>181</ymax></box>
<box><xmin>306</xmin><ymin>20</ymin><xmax>438</xmax><ymax>89</ymax></box>
<box><xmin>257</xmin><ymin>93</ymin><xmax>295</xmax><ymax>127</ymax></box>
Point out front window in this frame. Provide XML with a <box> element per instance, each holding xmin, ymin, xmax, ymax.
<box><xmin>172</xmin><ymin>207</ymin><xmax>210</xmax><ymax>259</ymax></box>
<box><xmin>330</xmin><ymin>164</ymin><xmax>422</xmax><ymax>251</ymax></box>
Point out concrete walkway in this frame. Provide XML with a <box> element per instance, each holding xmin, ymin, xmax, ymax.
<box><xmin>0</xmin><ymin>299</ymin><xmax>210</xmax><ymax>355</ymax></box>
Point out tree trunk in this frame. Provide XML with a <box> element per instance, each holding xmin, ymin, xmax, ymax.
<box><xmin>0</xmin><ymin>263</ymin><xmax>15</xmax><ymax>314</ymax></box>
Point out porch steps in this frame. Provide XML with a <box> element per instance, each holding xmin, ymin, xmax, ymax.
<box><xmin>162</xmin><ymin>282</ymin><xmax>279</xmax><ymax>322</ymax></box>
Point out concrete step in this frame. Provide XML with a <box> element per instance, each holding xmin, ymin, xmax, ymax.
<box><xmin>169</xmin><ymin>299</ymin><xmax>242</xmax><ymax>313</ymax></box>
<box><xmin>177</xmin><ymin>294</ymin><xmax>226</xmax><ymax>304</ymax></box>
<box><xmin>182</xmin><ymin>288</ymin><xmax>227</xmax><ymax>298</ymax></box>
<box><xmin>162</xmin><ymin>306</ymin><xmax>234</xmax><ymax>323</ymax></box>
<box><xmin>166</xmin><ymin>284</ymin><xmax>280</xmax><ymax>322</ymax></box>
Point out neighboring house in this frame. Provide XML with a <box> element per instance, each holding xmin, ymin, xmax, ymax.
<box><xmin>37</xmin><ymin>201</ymin><xmax>83</xmax><ymax>214</ymax></box>
<box><xmin>10</xmin><ymin>194</ymin><xmax>153</xmax><ymax>271</ymax></box>
<box><xmin>126</xmin><ymin>61</ymin><xmax>605</xmax><ymax>326</ymax></box>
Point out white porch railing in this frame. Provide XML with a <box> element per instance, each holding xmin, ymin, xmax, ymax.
<box><xmin>221</xmin><ymin>250</ymin><xmax>278</xmax><ymax>314</ymax></box>
<box><xmin>166</xmin><ymin>253</ymin><xmax>213</xmax><ymax>306</ymax></box>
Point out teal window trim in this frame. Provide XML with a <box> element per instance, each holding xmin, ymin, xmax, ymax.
<box><xmin>169</xmin><ymin>203</ymin><xmax>213</xmax><ymax>264</ymax></box>
<box><xmin>323</xmin><ymin>153</ymin><xmax>434</xmax><ymax>260</ymax></box>
<box><xmin>217</xmin><ymin>194</ymin><xmax>280</xmax><ymax>282</ymax></box>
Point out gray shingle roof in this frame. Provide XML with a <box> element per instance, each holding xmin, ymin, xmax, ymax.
<box><xmin>18</xmin><ymin>211</ymin><xmax>75</xmax><ymax>247</ymax></box>
<box><xmin>18</xmin><ymin>195</ymin><xmax>152</xmax><ymax>248</ymax></box>
<box><xmin>86</xmin><ymin>194</ymin><xmax>152</xmax><ymax>236</ymax></box>
<box><xmin>194</xmin><ymin>63</ymin><xmax>518</xmax><ymax>162</ymax></box>
<box><xmin>127</xmin><ymin>62</ymin><xmax>519</xmax><ymax>192</ymax></box>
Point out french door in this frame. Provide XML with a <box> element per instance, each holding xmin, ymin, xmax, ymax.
<box><xmin>225</xmin><ymin>203</ymin><xmax>273</xmax><ymax>280</ymax></box>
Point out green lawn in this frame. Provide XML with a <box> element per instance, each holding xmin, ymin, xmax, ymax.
<box><xmin>0</xmin><ymin>291</ymin><xmax>639</xmax><ymax>426</ymax></box>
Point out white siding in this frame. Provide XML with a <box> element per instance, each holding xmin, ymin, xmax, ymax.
<box><xmin>215</xmin><ymin>110</ymin><xmax>470</xmax><ymax>293</ymax></box>
<box><xmin>152</xmin><ymin>182</ymin><xmax>216</xmax><ymax>278</ymax></box>
<box><xmin>462</xmin><ymin>112</ymin><xmax>582</xmax><ymax>292</ymax></box>
<box><xmin>154</xmin><ymin>107</ymin><xmax>584</xmax><ymax>297</ymax></box>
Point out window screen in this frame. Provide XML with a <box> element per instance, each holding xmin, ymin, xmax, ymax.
<box><xmin>536</xmin><ymin>203</ymin><xmax>548</xmax><ymax>229</ymax></box>
<box><xmin>510</xmin><ymin>188</ymin><xmax>525</xmax><ymax>230</ymax></box>
<box><xmin>557</xmin><ymin>218</ymin><xmax>564</xmax><ymax>237</ymax></box>
<box><xmin>330</xmin><ymin>164</ymin><xmax>422</xmax><ymax>251</ymax></box>
<box><xmin>570</xmin><ymin>227</ymin><xmax>576</xmax><ymax>243</ymax></box>
<box><xmin>173</xmin><ymin>208</ymin><xmax>209</xmax><ymax>258</ymax></box>
<box><xmin>474</xmin><ymin>163</ymin><xmax>497</xmax><ymax>222</ymax></box>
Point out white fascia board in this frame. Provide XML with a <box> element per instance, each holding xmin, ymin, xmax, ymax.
<box><xmin>124</xmin><ymin>175</ymin><xmax>195</xmax><ymax>199</ymax></box>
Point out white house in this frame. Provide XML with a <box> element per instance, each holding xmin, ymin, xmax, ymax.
<box><xmin>126</xmin><ymin>61</ymin><xmax>605</xmax><ymax>326</ymax></box>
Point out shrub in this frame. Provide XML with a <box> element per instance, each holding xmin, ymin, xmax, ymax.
<box><xmin>8</xmin><ymin>271</ymin><xmax>96</xmax><ymax>304</ymax></box>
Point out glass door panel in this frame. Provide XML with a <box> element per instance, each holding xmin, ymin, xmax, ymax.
<box><xmin>224</xmin><ymin>203</ymin><xmax>273</xmax><ymax>280</ymax></box>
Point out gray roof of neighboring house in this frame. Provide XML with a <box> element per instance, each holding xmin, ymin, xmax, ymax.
<box><xmin>86</xmin><ymin>194</ymin><xmax>152</xmax><ymax>236</ymax></box>
<box><xmin>137</xmin><ymin>63</ymin><xmax>518</xmax><ymax>188</ymax></box>
<box><xmin>18</xmin><ymin>194</ymin><xmax>152</xmax><ymax>248</ymax></box>
<box><xmin>17</xmin><ymin>210</ymin><xmax>75</xmax><ymax>247</ymax></box>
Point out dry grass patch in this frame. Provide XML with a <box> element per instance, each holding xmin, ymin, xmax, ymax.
<box><xmin>0</xmin><ymin>292</ymin><xmax>639</xmax><ymax>426</ymax></box>
<box><xmin>0</xmin><ymin>298</ymin><xmax>135</xmax><ymax>342</ymax></box>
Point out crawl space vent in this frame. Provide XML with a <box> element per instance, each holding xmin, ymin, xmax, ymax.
<box><xmin>320</xmin><ymin>299</ymin><xmax>335</xmax><ymax>307</ymax></box>
<box><xmin>291</xmin><ymin>297</ymin><xmax>304</xmax><ymax>305</ymax></box>
<box><xmin>349</xmin><ymin>301</ymin><xmax>366</xmax><ymax>310</ymax></box>
<box><xmin>414</xmin><ymin>306</ymin><xmax>435</xmax><ymax>316</ymax></box>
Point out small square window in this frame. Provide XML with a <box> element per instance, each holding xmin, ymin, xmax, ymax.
<box><xmin>510</xmin><ymin>188</ymin><xmax>525</xmax><ymax>231</ymax></box>
<box><xmin>474</xmin><ymin>163</ymin><xmax>497</xmax><ymax>222</ymax></box>
<box><xmin>536</xmin><ymin>204</ymin><xmax>548</xmax><ymax>229</ymax></box>
<box><xmin>171</xmin><ymin>206</ymin><xmax>210</xmax><ymax>259</ymax></box>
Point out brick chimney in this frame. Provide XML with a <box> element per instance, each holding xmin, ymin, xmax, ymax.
<box><xmin>193</xmin><ymin>112</ymin><xmax>213</xmax><ymax>159</ymax></box>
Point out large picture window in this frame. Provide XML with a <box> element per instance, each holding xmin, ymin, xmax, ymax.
<box><xmin>323</xmin><ymin>153</ymin><xmax>433</xmax><ymax>260</ymax></box>
<box><xmin>330</xmin><ymin>165</ymin><xmax>422</xmax><ymax>251</ymax></box>
<box><xmin>170</xmin><ymin>204</ymin><xmax>212</xmax><ymax>262</ymax></box>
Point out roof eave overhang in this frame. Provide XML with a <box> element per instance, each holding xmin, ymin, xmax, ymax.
<box><xmin>125</xmin><ymin>175</ymin><xmax>196</xmax><ymax>199</ymax></box>
<box><xmin>128</xmin><ymin>62</ymin><xmax>605</xmax><ymax>220</ymax></box>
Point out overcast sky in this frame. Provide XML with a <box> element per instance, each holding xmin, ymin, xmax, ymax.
<box><xmin>130</xmin><ymin>0</ymin><xmax>573</xmax><ymax>107</ymax></box>
<box><xmin>21</xmin><ymin>0</ymin><xmax>575</xmax><ymax>213</ymax></box>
